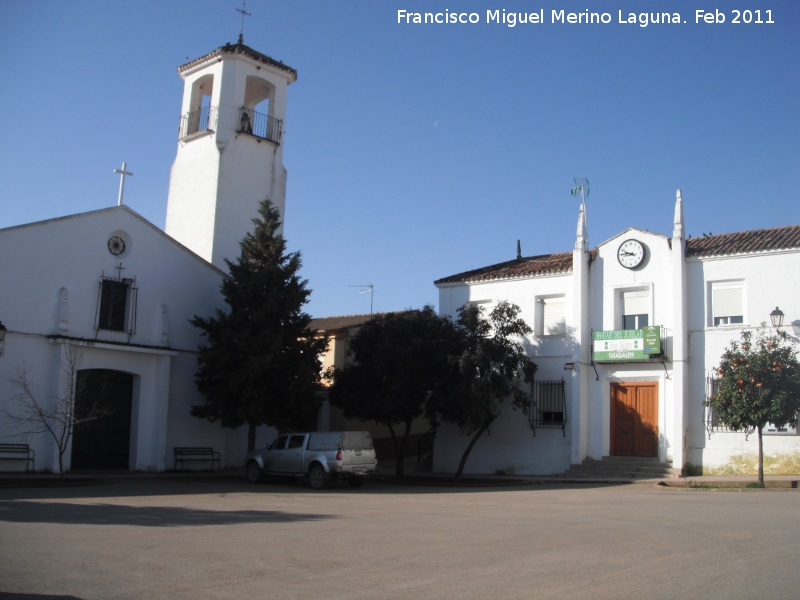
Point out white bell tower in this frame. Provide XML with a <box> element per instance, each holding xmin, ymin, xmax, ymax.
<box><xmin>165</xmin><ymin>42</ymin><xmax>297</xmax><ymax>270</ymax></box>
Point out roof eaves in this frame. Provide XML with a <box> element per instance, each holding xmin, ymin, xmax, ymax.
<box><xmin>177</xmin><ymin>43</ymin><xmax>298</xmax><ymax>80</ymax></box>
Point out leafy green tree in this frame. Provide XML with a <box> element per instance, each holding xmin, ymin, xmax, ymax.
<box><xmin>706</xmin><ymin>327</ymin><xmax>800</xmax><ymax>487</ymax></box>
<box><xmin>191</xmin><ymin>199</ymin><xmax>327</xmax><ymax>452</ymax></box>
<box><xmin>328</xmin><ymin>307</ymin><xmax>461</xmax><ymax>476</ymax></box>
<box><xmin>428</xmin><ymin>301</ymin><xmax>537</xmax><ymax>482</ymax></box>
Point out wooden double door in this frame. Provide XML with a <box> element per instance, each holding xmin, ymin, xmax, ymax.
<box><xmin>71</xmin><ymin>369</ymin><xmax>134</xmax><ymax>470</ymax></box>
<box><xmin>611</xmin><ymin>382</ymin><xmax>658</xmax><ymax>457</ymax></box>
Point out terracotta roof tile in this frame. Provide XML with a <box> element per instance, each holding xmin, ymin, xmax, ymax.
<box><xmin>436</xmin><ymin>225</ymin><xmax>800</xmax><ymax>286</ymax></box>
<box><xmin>178</xmin><ymin>42</ymin><xmax>297</xmax><ymax>80</ymax></box>
<box><xmin>435</xmin><ymin>250</ymin><xmax>597</xmax><ymax>285</ymax></box>
<box><xmin>309</xmin><ymin>312</ymin><xmax>405</xmax><ymax>332</ymax></box>
<box><xmin>686</xmin><ymin>224</ymin><xmax>800</xmax><ymax>257</ymax></box>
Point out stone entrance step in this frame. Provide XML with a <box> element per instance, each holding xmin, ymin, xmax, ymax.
<box><xmin>560</xmin><ymin>456</ymin><xmax>682</xmax><ymax>479</ymax></box>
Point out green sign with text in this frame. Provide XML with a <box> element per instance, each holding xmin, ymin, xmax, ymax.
<box><xmin>592</xmin><ymin>326</ymin><xmax>661</xmax><ymax>362</ymax></box>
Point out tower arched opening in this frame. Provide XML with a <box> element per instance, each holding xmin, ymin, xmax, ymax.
<box><xmin>181</xmin><ymin>74</ymin><xmax>215</xmax><ymax>137</ymax></box>
<box><xmin>238</xmin><ymin>75</ymin><xmax>281</xmax><ymax>143</ymax></box>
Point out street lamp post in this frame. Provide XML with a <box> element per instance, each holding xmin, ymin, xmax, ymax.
<box><xmin>770</xmin><ymin>307</ymin><xmax>798</xmax><ymax>342</ymax></box>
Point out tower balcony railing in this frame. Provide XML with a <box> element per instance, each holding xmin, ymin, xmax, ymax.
<box><xmin>237</xmin><ymin>107</ymin><xmax>283</xmax><ymax>144</ymax></box>
<box><xmin>179</xmin><ymin>105</ymin><xmax>217</xmax><ymax>139</ymax></box>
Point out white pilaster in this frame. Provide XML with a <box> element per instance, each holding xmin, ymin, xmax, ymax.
<box><xmin>571</xmin><ymin>203</ymin><xmax>590</xmax><ymax>464</ymax></box>
<box><xmin>670</xmin><ymin>189</ymin><xmax>688</xmax><ymax>468</ymax></box>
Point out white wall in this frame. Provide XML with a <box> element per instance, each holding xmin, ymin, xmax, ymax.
<box><xmin>434</xmin><ymin>215</ymin><xmax>800</xmax><ymax>475</ymax></box>
<box><xmin>687</xmin><ymin>250</ymin><xmax>800</xmax><ymax>468</ymax></box>
<box><xmin>0</xmin><ymin>207</ymin><xmax>252</xmax><ymax>471</ymax></box>
<box><xmin>436</xmin><ymin>274</ymin><xmax>575</xmax><ymax>475</ymax></box>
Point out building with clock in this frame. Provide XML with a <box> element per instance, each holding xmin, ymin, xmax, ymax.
<box><xmin>433</xmin><ymin>192</ymin><xmax>800</xmax><ymax>476</ymax></box>
<box><xmin>0</xmin><ymin>41</ymin><xmax>296</xmax><ymax>473</ymax></box>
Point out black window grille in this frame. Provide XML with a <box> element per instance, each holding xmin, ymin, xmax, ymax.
<box><xmin>704</xmin><ymin>375</ymin><xmax>732</xmax><ymax>438</ymax></box>
<box><xmin>179</xmin><ymin>105</ymin><xmax>216</xmax><ymax>138</ymax></box>
<box><xmin>529</xmin><ymin>380</ymin><xmax>567</xmax><ymax>436</ymax></box>
<box><xmin>95</xmin><ymin>275</ymin><xmax>137</xmax><ymax>336</ymax></box>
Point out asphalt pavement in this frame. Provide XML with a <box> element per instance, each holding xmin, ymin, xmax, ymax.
<box><xmin>1</xmin><ymin>474</ymin><xmax>798</xmax><ymax>599</ymax></box>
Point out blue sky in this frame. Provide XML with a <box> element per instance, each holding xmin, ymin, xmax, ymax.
<box><xmin>1</xmin><ymin>1</ymin><xmax>798</xmax><ymax>318</ymax></box>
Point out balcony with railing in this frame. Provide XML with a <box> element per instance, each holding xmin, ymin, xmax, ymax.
<box><xmin>179</xmin><ymin>105</ymin><xmax>217</xmax><ymax>139</ymax></box>
<box><xmin>237</xmin><ymin>107</ymin><xmax>283</xmax><ymax>144</ymax></box>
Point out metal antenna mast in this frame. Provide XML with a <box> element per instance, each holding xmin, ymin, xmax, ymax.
<box><xmin>349</xmin><ymin>284</ymin><xmax>374</xmax><ymax>316</ymax></box>
<box><xmin>570</xmin><ymin>177</ymin><xmax>590</xmax><ymax>204</ymax></box>
<box><xmin>236</xmin><ymin>0</ymin><xmax>251</xmax><ymax>44</ymax></box>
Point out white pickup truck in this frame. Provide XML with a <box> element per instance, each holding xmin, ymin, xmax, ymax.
<box><xmin>244</xmin><ymin>431</ymin><xmax>378</xmax><ymax>489</ymax></box>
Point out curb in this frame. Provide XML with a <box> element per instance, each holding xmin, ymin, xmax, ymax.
<box><xmin>0</xmin><ymin>477</ymin><xmax>101</xmax><ymax>489</ymax></box>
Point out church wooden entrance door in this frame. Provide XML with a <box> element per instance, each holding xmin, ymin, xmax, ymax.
<box><xmin>610</xmin><ymin>382</ymin><xmax>658</xmax><ymax>457</ymax></box>
<box><xmin>71</xmin><ymin>370</ymin><xmax>134</xmax><ymax>470</ymax></box>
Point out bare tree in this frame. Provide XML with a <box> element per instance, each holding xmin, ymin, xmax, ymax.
<box><xmin>4</xmin><ymin>346</ymin><xmax>110</xmax><ymax>477</ymax></box>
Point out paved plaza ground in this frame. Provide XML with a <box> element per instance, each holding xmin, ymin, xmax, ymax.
<box><xmin>1</xmin><ymin>477</ymin><xmax>798</xmax><ymax>599</ymax></box>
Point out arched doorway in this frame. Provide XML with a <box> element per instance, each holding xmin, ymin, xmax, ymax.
<box><xmin>71</xmin><ymin>369</ymin><xmax>134</xmax><ymax>470</ymax></box>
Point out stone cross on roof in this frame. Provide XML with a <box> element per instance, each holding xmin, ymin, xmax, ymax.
<box><xmin>113</xmin><ymin>162</ymin><xmax>133</xmax><ymax>206</ymax></box>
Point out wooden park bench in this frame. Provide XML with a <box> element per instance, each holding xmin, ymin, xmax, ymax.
<box><xmin>173</xmin><ymin>447</ymin><xmax>220</xmax><ymax>471</ymax></box>
<box><xmin>0</xmin><ymin>443</ymin><xmax>35</xmax><ymax>472</ymax></box>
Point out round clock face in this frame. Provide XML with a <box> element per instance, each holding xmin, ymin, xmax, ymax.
<box><xmin>618</xmin><ymin>239</ymin><xmax>645</xmax><ymax>269</ymax></box>
<box><xmin>107</xmin><ymin>236</ymin><xmax>126</xmax><ymax>256</ymax></box>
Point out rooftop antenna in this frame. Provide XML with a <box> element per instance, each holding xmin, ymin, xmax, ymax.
<box><xmin>113</xmin><ymin>162</ymin><xmax>133</xmax><ymax>206</ymax></box>
<box><xmin>348</xmin><ymin>284</ymin><xmax>374</xmax><ymax>316</ymax></box>
<box><xmin>570</xmin><ymin>177</ymin><xmax>590</xmax><ymax>204</ymax></box>
<box><xmin>236</xmin><ymin>0</ymin><xmax>251</xmax><ymax>44</ymax></box>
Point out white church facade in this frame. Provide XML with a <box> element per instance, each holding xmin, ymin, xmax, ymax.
<box><xmin>433</xmin><ymin>193</ymin><xmax>800</xmax><ymax>475</ymax></box>
<box><xmin>0</xmin><ymin>41</ymin><xmax>296</xmax><ymax>472</ymax></box>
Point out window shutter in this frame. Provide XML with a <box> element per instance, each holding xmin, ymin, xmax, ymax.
<box><xmin>713</xmin><ymin>287</ymin><xmax>743</xmax><ymax>318</ymax></box>
<box><xmin>542</xmin><ymin>298</ymin><xmax>566</xmax><ymax>335</ymax></box>
<box><xmin>622</xmin><ymin>290</ymin><xmax>649</xmax><ymax>316</ymax></box>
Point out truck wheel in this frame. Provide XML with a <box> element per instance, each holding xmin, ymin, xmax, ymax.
<box><xmin>347</xmin><ymin>476</ymin><xmax>364</xmax><ymax>488</ymax></box>
<box><xmin>245</xmin><ymin>461</ymin><xmax>263</xmax><ymax>483</ymax></box>
<box><xmin>308</xmin><ymin>464</ymin><xmax>326</xmax><ymax>490</ymax></box>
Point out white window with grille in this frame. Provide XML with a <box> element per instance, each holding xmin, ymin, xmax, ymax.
<box><xmin>538</xmin><ymin>296</ymin><xmax>566</xmax><ymax>336</ymax></box>
<box><xmin>711</xmin><ymin>282</ymin><xmax>744</xmax><ymax>327</ymax></box>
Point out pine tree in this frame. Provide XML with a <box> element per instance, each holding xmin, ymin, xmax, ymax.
<box><xmin>191</xmin><ymin>199</ymin><xmax>327</xmax><ymax>452</ymax></box>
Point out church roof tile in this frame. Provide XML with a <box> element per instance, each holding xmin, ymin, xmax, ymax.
<box><xmin>178</xmin><ymin>42</ymin><xmax>297</xmax><ymax>80</ymax></box>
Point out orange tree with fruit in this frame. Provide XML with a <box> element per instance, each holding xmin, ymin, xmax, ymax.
<box><xmin>706</xmin><ymin>326</ymin><xmax>800</xmax><ymax>486</ymax></box>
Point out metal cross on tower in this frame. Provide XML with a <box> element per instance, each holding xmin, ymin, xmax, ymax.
<box><xmin>113</xmin><ymin>162</ymin><xmax>133</xmax><ymax>206</ymax></box>
<box><xmin>236</xmin><ymin>0</ymin><xmax>251</xmax><ymax>44</ymax></box>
